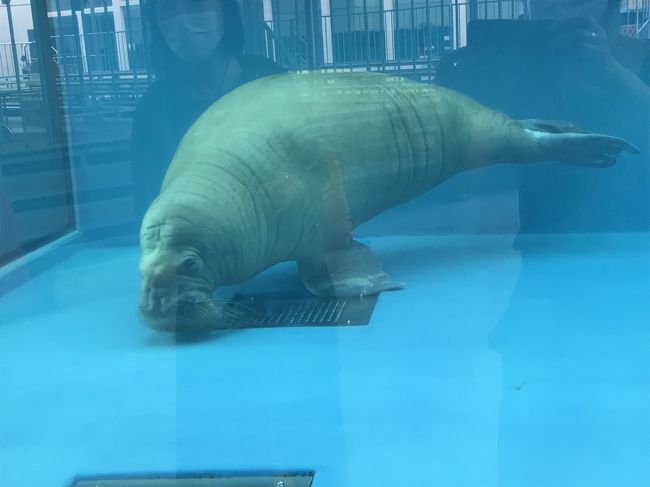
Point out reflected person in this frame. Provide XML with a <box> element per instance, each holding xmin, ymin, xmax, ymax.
<box><xmin>531</xmin><ymin>0</ymin><xmax>650</xmax><ymax>137</ymax></box>
<box><xmin>435</xmin><ymin>0</ymin><xmax>650</xmax><ymax>232</ymax></box>
<box><xmin>131</xmin><ymin>0</ymin><xmax>284</xmax><ymax>223</ymax></box>
<box><xmin>533</xmin><ymin>0</ymin><xmax>650</xmax><ymax>85</ymax></box>
<box><xmin>437</xmin><ymin>0</ymin><xmax>649</xmax><ymax>147</ymax></box>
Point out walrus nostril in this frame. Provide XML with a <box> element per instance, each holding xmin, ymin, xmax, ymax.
<box><xmin>151</xmin><ymin>287</ymin><xmax>167</xmax><ymax>299</ymax></box>
<box><xmin>160</xmin><ymin>295</ymin><xmax>178</xmax><ymax>313</ymax></box>
<box><xmin>139</xmin><ymin>286</ymin><xmax>179</xmax><ymax>315</ymax></box>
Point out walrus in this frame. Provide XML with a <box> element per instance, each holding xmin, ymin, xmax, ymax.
<box><xmin>138</xmin><ymin>71</ymin><xmax>638</xmax><ymax>332</ymax></box>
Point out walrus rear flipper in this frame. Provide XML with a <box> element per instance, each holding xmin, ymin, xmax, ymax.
<box><xmin>298</xmin><ymin>241</ymin><xmax>404</xmax><ymax>297</ymax></box>
<box><xmin>519</xmin><ymin>119</ymin><xmax>590</xmax><ymax>134</ymax></box>
<box><xmin>526</xmin><ymin>127</ymin><xmax>640</xmax><ymax>168</ymax></box>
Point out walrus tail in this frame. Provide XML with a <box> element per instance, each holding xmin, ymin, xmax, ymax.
<box><xmin>521</xmin><ymin>119</ymin><xmax>640</xmax><ymax>168</ymax></box>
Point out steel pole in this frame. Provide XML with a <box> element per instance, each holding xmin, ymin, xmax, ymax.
<box><xmin>2</xmin><ymin>0</ymin><xmax>26</xmax><ymax>134</ymax></box>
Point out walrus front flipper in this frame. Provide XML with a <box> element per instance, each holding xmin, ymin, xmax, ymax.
<box><xmin>526</xmin><ymin>128</ymin><xmax>640</xmax><ymax>168</ymax></box>
<box><xmin>298</xmin><ymin>147</ymin><xmax>403</xmax><ymax>297</ymax></box>
<box><xmin>298</xmin><ymin>241</ymin><xmax>404</xmax><ymax>297</ymax></box>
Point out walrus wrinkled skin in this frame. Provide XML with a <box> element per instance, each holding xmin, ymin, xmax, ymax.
<box><xmin>138</xmin><ymin>71</ymin><xmax>638</xmax><ymax>332</ymax></box>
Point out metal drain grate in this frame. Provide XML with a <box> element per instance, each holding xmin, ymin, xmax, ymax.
<box><xmin>229</xmin><ymin>292</ymin><xmax>378</xmax><ymax>328</ymax></box>
<box><xmin>71</xmin><ymin>472</ymin><xmax>314</xmax><ymax>487</ymax></box>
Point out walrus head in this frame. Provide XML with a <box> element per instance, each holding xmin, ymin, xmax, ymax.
<box><xmin>138</xmin><ymin>244</ymin><xmax>216</xmax><ymax>332</ymax></box>
<box><xmin>137</xmin><ymin>197</ymin><xmax>248</xmax><ymax>333</ymax></box>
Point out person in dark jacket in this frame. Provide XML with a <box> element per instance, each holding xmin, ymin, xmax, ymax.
<box><xmin>437</xmin><ymin>0</ymin><xmax>649</xmax><ymax>145</ymax></box>
<box><xmin>132</xmin><ymin>0</ymin><xmax>284</xmax><ymax>222</ymax></box>
<box><xmin>436</xmin><ymin>0</ymin><xmax>649</xmax><ymax>233</ymax></box>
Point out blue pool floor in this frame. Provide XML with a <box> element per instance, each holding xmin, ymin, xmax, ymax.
<box><xmin>1</xmin><ymin>233</ymin><xmax>649</xmax><ymax>487</ymax></box>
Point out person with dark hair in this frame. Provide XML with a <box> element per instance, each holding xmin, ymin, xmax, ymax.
<box><xmin>131</xmin><ymin>0</ymin><xmax>284</xmax><ymax>223</ymax></box>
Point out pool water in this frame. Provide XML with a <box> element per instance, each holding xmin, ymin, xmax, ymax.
<box><xmin>1</xmin><ymin>232</ymin><xmax>648</xmax><ymax>487</ymax></box>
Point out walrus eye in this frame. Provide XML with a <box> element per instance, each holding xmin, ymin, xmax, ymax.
<box><xmin>179</xmin><ymin>257</ymin><xmax>199</xmax><ymax>274</ymax></box>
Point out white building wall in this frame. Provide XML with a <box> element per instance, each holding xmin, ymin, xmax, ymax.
<box><xmin>0</xmin><ymin>3</ymin><xmax>34</xmax><ymax>44</ymax></box>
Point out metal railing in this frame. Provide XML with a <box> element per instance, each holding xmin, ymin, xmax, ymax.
<box><xmin>2</xmin><ymin>1</ymin><xmax>648</xmax><ymax>85</ymax></box>
<box><xmin>262</xmin><ymin>20</ymin><xmax>305</xmax><ymax>70</ymax></box>
<box><xmin>2</xmin><ymin>0</ymin><xmax>649</xmax><ymax>136</ymax></box>
<box><xmin>264</xmin><ymin>0</ymin><xmax>526</xmax><ymax>75</ymax></box>
<box><xmin>263</xmin><ymin>0</ymin><xmax>650</xmax><ymax>73</ymax></box>
<box><xmin>621</xmin><ymin>0</ymin><xmax>650</xmax><ymax>38</ymax></box>
<box><xmin>1</xmin><ymin>29</ymin><xmax>149</xmax><ymax>138</ymax></box>
<box><xmin>1</xmin><ymin>31</ymin><xmax>147</xmax><ymax>85</ymax></box>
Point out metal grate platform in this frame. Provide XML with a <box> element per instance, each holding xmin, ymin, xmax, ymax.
<box><xmin>71</xmin><ymin>472</ymin><xmax>314</xmax><ymax>487</ymax></box>
<box><xmin>228</xmin><ymin>292</ymin><xmax>378</xmax><ymax>328</ymax></box>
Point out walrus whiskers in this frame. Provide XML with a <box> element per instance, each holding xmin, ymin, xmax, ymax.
<box><xmin>141</xmin><ymin>301</ymin><xmax>252</xmax><ymax>333</ymax></box>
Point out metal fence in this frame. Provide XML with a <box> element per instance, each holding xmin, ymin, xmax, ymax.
<box><xmin>2</xmin><ymin>0</ymin><xmax>649</xmax><ymax>137</ymax></box>
<box><xmin>2</xmin><ymin>0</ymin><xmax>649</xmax><ymax>87</ymax></box>
<box><xmin>0</xmin><ymin>29</ymin><xmax>148</xmax><ymax>140</ymax></box>
<box><xmin>621</xmin><ymin>0</ymin><xmax>650</xmax><ymax>37</ymax></box>
<box><xmin>263</xmin><ymin>0</ymin><xmax>650</xmax><ymax>72</ymax></box>
<box><xmin>264</xmin><ymin>0</ymin><xmax>526</xmax><ymax>73</ymax></box>
<box><xmin>1</xmin><ymin>31</ymin><xmax>147</xmax><ymax>88</ymax></box>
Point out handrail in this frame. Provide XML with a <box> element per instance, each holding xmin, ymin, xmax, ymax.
<box><xmin>262</xmin><ymin>21</ymin><xmax>300</xmax><ymax>70</ymax></box>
